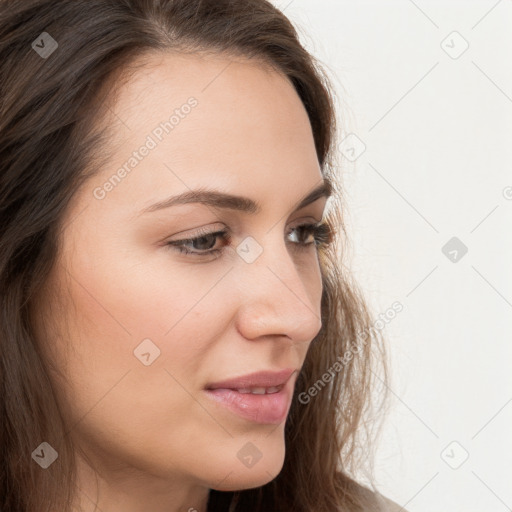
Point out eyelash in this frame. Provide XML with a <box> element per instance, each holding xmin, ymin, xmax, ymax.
<box><xmin>166</xmin><ymin>221</ymin><xmax>334</xmax><ymax>257</ymax></box>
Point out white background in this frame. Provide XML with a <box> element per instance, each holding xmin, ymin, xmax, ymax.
<box><xmin>270</xmin><ymin>1</ymin><xmax>512</xmax><ymax>510</ymax></box>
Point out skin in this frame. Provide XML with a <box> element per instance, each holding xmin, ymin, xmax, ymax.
<box><xmin>37</xmin><ymin>52</ymin><xmax>329</xmax><ymax>512</ymax></box>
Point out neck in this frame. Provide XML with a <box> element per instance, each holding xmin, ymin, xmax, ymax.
<box><xmin>71</xmin><ymin>452</ymin><xmax>211</xmax><ymax>512</ymax></box>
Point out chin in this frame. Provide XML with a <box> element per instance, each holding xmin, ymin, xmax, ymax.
<box><xmin>211</xmin><ymin>469</ymin><xmax>281</xmax><ymax>492</ymax></box>
<box><xmin>209</xmin><ymin>445</ymin><xmax>286</xmax><ymax>492</ymax></box>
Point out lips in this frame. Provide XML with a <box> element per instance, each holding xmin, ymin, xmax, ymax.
<box><xmin>204</xmin><ymin>368</ymin><xmax>296</xmax><ymax>392</ymax></box>
<box><xmin>232</xmin><ymin>385</ymin><xmax>282</xmax><ymax>394</ymax></box>
<box><xmin>203</xmin><ymin>368</ymin><xmax>297</xmax><ymax>424</ymax></box>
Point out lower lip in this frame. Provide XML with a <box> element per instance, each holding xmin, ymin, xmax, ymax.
<box><xmin>204</xmin><ymin>379</ymin><xmax>293</xmax><ymax>425</ymax></box>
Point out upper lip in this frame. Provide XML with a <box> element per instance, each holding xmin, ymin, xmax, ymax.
<box><xmin>205</xmin><ymin>368</ymin><xmax>296</xmax><ymax>390</ymax></box>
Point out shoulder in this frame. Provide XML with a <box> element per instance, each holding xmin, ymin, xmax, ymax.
<box><xmin>377</xmin><ymin>494</ymin><xmax>409</xmax><ymax>512</ymax></box>
<box><xmin>349</xmin><ymin>479</ymin><xmax>409</xmax><ymax>512</ymax></box>
<box><xmin>333</xmin><ymin>473</ymin><xmax>409</xmax><ymax>512</ymax></box>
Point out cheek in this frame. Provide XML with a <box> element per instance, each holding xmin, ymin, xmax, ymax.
<box><xmin>53</xmin><ymin>246</ymin><xmax>230</xmax><ymax>428</ymax></box>
<box><xmin>50</xmin><ymin>256</ymin><xmax>234</xmax><ymax>477</ymax></box>
<box><xmin>297</xmin><ymin>251</ymin><xmax>324</xmax><ymax>314</ymax></box>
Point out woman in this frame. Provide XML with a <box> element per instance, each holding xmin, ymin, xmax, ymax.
<box><xmin>0</xmin><ymin>1</ymin><xmax>405</xmax><ymax>510</ymax></box>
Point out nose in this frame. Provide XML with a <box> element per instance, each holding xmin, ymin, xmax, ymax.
<box><xmin>233</xmin><ymin>236</ymin><xmax>323</xmax><ymax>344</ymax></box>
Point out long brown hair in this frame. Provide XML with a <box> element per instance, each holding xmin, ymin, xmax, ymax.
<box><xmin>0</xmin><ymin>1</ymin><xmax>390</xmax><ymax>510</ymax></box>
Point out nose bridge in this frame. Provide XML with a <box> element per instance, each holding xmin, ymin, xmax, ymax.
<box><xmin>233</xmin><ymin>234</ymin><xmax>322</xmax><ymax>342</ymax></box>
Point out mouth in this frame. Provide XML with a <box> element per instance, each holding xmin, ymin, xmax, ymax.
<box><xmin>205</xmin><ymin>367</ymin><xmax>296</xmax><ymax>391</ymax></box>
<box><xmin>217</xmin><ymin>384</ymin><xmax>285</xmax><ymax>394</ymax></box>
<box><xmin>203</xmin><ymin>368</ymin><xmax>297</xmax><ymax>425</ymax></box>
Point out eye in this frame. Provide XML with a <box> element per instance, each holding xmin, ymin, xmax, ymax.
<box><xmin>166</xmin><ymin>227</ymin><xmax>231</xmax><ymax>258</ymax></box>
<box><xmin>287</xmin><ymin>221</ymin><xmax>333</xmax><ymax>250</ymax></box>
<box><xmin>165</xmin><ymin>221</ymin><xmax>334</xmax><ymax>258</ymax></box>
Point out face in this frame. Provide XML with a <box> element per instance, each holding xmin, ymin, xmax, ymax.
<box><xmin>36</xmin><ymin>52</ymin><xmax>329</xmax><ymax>501</ymax></box>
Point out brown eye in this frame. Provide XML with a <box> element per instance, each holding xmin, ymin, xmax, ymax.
<box><xmin>166</xmin><ymin>229</ymin><xmax>231</xmax><ymax>256</ymax></box>
<box><xmin>287</xmin><ymin>222</ymin><xmax>333</xmax><ymax>250</ymax></box>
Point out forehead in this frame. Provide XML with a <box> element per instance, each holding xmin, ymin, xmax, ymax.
<box><xmin>109</xmin><ymin>50</ymin><xmax>306</xmax><ymax>128</ymax></box>
<box><xmin>78</xmin><ymin>51</ymin><xmax>322</xmax><ymax>221</ymax></box>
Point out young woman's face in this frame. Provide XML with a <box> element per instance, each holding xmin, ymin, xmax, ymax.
<box><xmin>39</xmin><ymin>52</ymin><xmax>329</xmax><ymax>503</ymax></box>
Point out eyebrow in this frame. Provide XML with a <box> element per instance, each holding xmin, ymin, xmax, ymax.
<box><xmin>139</xmin><ymin>178</ymin><xmax>333</xmax><ymax>216</ymax></box>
